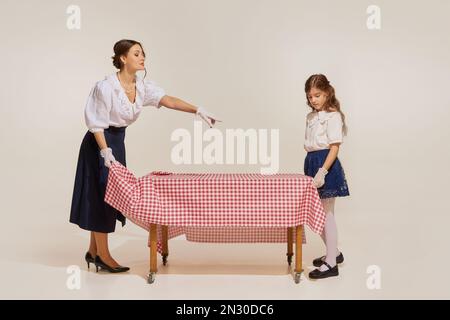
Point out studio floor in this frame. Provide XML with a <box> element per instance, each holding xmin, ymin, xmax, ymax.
<box><xmin>1</xmin><ymin>208</ymin><xmax>447</xmax><ymax>300</ymax></box>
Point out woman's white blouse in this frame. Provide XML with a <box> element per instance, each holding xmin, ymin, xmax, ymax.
<box><xmin>304</xmin><ymin>110</ymin><xmax>344</xmax><ymax>152</ymax></box>
<box><xmin>84</xmin><ymin>73</ymin><xmax>166</xmax><ymax>133</ymax></box>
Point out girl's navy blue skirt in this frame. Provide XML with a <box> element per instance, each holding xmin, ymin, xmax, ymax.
<box><xmin>70</xmin><ymin>126</ymin><xmax>127</xmax><ymax>233</ymax></box>
<box><xmin>304</xmin><ymin>149</ymin><xmax>350</xmax><ymax>199</ymax></box>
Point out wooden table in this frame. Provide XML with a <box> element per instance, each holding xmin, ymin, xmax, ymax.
<box><xmin>104</xmin><ymin>163</ymin><xmax>326</xmax><ymax>285</ymax></box>
<box><xmin>147</xmin><ymin>225</ymin><xmax>304</xmax><ymax>284</ymax></box>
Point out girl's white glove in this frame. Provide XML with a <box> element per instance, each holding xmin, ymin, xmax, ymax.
<box><xmin>196</xmin><ymin>107</ymin><xmax>221</xmax><ymax>128</ymax></box>
<box><xmin>100</xmin><ymin>147</ymin><xmax>116</xmax><ymax>168</ymax></box>
<box><xmin>313</xmin><ymin>167</ymin><xmax>328</xmax><ymax>188</ymax></box>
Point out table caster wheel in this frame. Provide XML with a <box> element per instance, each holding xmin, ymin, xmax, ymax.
<box><xmin>162</xmin><ymin>255</ymin><xmax>168</xmax><ymax>266</ymax></box>
<box><xmin>147</xmin><ymin>272</ymin><xmax>156</xmax><ymax>284</ymax></box>
<box><xmin>294</xmin><ymin>272</ymin><xmax>302</xmax><ymax>284</ymax></box>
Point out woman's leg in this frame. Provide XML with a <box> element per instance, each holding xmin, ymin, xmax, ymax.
<box><xmin>88</xmin><ymin>232</ymin><xmax>97</xmax><ymax>256</ymax></box>
<box><xmin>319</xmin><ymin>197</ymin><xmax>340</xmax><ymax>271</ymax></box>
<box><xmin>93</xmin><ymin>231</ymin><xmax>120</xmax><ymax>268</ymax></box>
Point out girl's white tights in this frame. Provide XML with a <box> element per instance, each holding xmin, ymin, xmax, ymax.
<box><xmin>319</xmin><ymin>197</ymin><xmax>341</xmax><ymax>271</ymax></box>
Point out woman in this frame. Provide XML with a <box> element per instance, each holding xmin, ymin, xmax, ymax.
<box><xmin>70</xmin><ymin>39</ymin><xmax>219</xmax><ymax>273</ymax></box>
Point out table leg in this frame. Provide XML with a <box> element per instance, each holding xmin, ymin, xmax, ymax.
<box><xmin>148</xmin><ymin>223</ymin><xmax>158</xmax><ymax>284</ymax></box>
<box><xmin>294</xmin><ymin>225</ymin><xmax>303</xmax><ymax>284</ymax></box>
<box><xmin>287</xmin><ymin>227</ymin><xmax>293</xmax><ymax>266</ymax></box>
<box><xmin>162</xmin><ymin>225</ymin><xmax>169</xmax><ymax>266</ymax></box>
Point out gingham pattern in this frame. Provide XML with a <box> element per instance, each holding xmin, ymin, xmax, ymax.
<box><xmin>184</xmin><ymin>227</ymin><xmax>307</xmax><ymax>244</ymax></box>
<box><xmin>105</xmin><ymin>162</ymin><xmax>325</xmax><ymax>251</ymax></box>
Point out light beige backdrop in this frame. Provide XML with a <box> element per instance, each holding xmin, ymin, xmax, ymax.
<box><xmin>1</xmin><ymin>0</ymin><xmax>449</xmax><ymax>299</ymax></box>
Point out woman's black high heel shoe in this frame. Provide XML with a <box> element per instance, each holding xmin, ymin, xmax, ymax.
<box><xmin>94</xmin><ymin>255</ymin><xmax>130</xmax><ymax>273</ymax></box>
<box><xmin>85</xmin><ymin>252</ymin><xmax>95</xmax><ymax>270</ymax></box>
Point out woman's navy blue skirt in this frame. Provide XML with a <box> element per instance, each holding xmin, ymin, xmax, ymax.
<box><xmin>70</xmin><ymin>126</ymin><xmax>127</xmax><ymax>233</ymax></box>
<box><xmin>304</xmin><ymin>149</ymin><xmax>350</xmax><ymax>199</ymax></box>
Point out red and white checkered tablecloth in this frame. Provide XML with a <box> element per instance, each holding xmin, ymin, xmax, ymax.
<box><xmin>104</xmin><ymin>162</ymin><xmax>326</xmax><ymax>252</ymax></box>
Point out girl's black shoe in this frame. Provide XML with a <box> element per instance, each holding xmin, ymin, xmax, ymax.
<box><xmin>94</xmin><ymin>255</ymin><xmax>130</xmax><ymax>273</ymax></box>
<box><xmin>85</xmin><ymin>252</ymin><xmax>95</xmax><ymax>269</ymax></box>
<box><xmin>309</xmin><ymin>261</ymin><xmax>339</xmax><ymax>279</ymax></box>
<box><xmin>313</xmin><ymin>252</ymin><xmax>344</xmax><ymax>267</ymax></box>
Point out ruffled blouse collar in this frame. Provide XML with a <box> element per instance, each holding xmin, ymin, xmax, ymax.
<box><xmin>106</xmin><ymin>72</ymin><xmax>145</xmax><ymax>107</ymax></box>
<box><xmin>307</xmin><ymin>110</ymin><xmax>336</xmax><ymax>127</ymax></box>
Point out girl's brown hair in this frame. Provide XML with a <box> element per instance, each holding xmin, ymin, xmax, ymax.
<box><xmin>305</xmin><ymin>74</ymin><xmax>348</xmax><ymax>135</ymax></box>
<box><xmin>111</xmin><ymin>39</ymin><xmax>147</xmax><ymax>80</ymax></box>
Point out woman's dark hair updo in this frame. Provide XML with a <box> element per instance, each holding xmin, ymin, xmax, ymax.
<box><xmin>111</xmin><ymin>39</ymin><xmax>147</xmax><ymax>78</ymax></box>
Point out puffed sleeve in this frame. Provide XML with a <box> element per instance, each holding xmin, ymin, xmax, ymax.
<box><xmin>84</xmin><ymin>81</ymin><xmax>112</xmax><ymax>133</ymax></box>
<box><xmin>142</xmin><ymin>80</ymin><xmax>166</xmax><ymax>108</ymax></box>
<box><xmin>326</xmin><ymin>112</ymin><xmax>344</xmax><ymax>144</ymax></box>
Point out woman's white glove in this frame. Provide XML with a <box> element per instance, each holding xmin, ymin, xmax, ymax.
<box><xmin>313</xmin><ymin>167</ymin><xmax>328</xmax><ymax>188</ymax></box>
<box><xmin>196</xmin><ymin>107</ymin><xmax>221</xmax><ymax>128</ymax></box>
<box><xmin>100</xmin><ymin>147</ymin><xmax>116</xmax><ymax>168</ymax></box>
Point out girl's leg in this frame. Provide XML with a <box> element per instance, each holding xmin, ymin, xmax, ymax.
<box><xmin>88</xmin><ymin>232</ymin><xmax>97</xmax><ymax>256</ymax></box>
<box><xmin>319</xmin><ymin>197</ymin><xmax>340</xmax><ymax>271</ymax></box>
<box><xmin>320</xmin><ymin>230</ymin><xmax>326</xmax><ymax>246</ymax></box>
<box><xmin>93</xmin><ymin>231</ymin><xmax>120</xmax><ymax>268</ymax></box>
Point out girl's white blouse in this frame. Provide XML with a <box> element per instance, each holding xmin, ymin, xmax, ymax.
<box><xmin>304</xmin><ymin>110</ymin><xmax>344</xmax><ymax>152</ymax></box>
<box><xmin>84</xmin><ymin>73</ymin><xmax>166</xmax><ymax>133</ymax></box>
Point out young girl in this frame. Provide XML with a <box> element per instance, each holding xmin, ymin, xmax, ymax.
<box><xmin>303</xmin><ymin>74</ymin><xmax>350</xmax><ymax>280</ymax></box>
